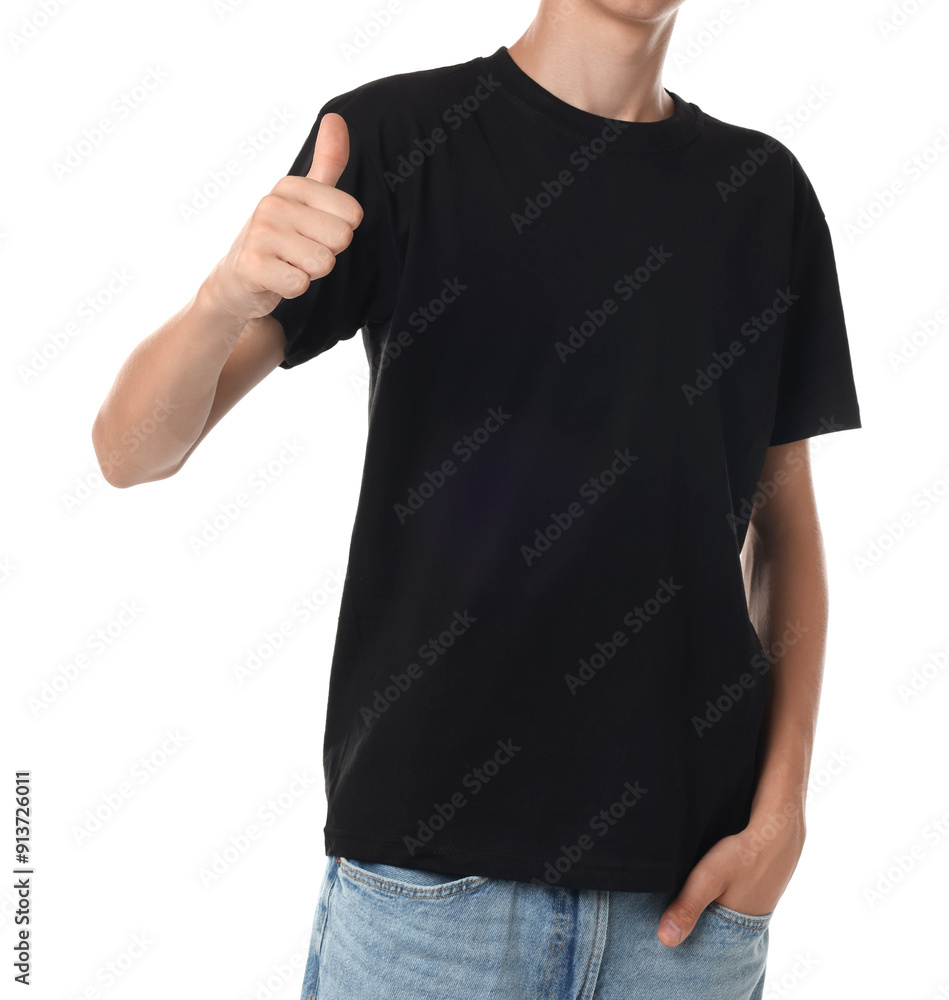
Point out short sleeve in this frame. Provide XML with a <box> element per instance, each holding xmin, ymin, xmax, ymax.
<box><xmin>271</xmin><ymin>98</ymin><xmax>400</xmax><ymax>369</ymax></box>
<box><xmin>767</xmin><ymin>156</ymin><xmax>862</xmax><ymax>446</ymax></box>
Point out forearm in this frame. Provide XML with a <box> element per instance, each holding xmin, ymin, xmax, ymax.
<box><xmin>742</xmin><ymin>504</ymin><xmax>829</xmax><ymax>830</ymax></box>
<box><xmin>92</xmin><ymin>283</ymin><xmax>250</xmax><ymax>488</ymax></box>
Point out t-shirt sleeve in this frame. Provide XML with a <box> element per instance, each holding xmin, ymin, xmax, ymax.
<box><xmin>270</xmin><ymin>97</ymin><xmax>400</xmax><ymax>369</ymax></box>
<box><xmin>767</xmin><ymin>154</ymin><xmax>862</xmax><ymax>446</ymax></box>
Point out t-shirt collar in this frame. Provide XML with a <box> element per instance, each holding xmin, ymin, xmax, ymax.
<box><xmin>484</xmin><ymin>44</ymin><xmax>700</xmax><ymax>149</ymax></box>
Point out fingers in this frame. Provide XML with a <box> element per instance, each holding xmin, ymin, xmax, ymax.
<box><xmin>272</xmin><ymin>174</ymin><xmax>364</xmax><ymax>231</ymax></box>
<box><xmin>251</xmin><ymin>191</ymin><xmax>356</xmax><ymax>300</ymax></box>
<box><xmin>282</xmin><ymin>203</ymin><xmax>356</xmax><ymax>257</ymax></box>
<box><xmin>306</xmin><ymin>112</ymin><xmax>350</xmax><ymax>187</ymax></box>
<box><xmin>253</xmin><ymin>252</ymin><xmax>319</xmax><ymax>302</ymax></box>
<box><xmin>273</xmin><ymin>230</ymin><xmax>340</xmax><ymax>283</ymax></box>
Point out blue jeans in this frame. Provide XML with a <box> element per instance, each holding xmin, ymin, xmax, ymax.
<box><xmin>300</xmin><ymin>855</ymin><xmax>772</xmax><ymax>999</ymax></box>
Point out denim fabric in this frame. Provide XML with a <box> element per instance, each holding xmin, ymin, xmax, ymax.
<box><xmin>299</xmin><ymin>855</ymin><xmax>772</xmax><ymax>1000</ymax></box>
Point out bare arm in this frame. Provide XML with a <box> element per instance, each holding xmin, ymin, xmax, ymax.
<box><xmin>657</xmin><ymin>438</ymin><xmax>825</xmax><ymax>944</ymax></box>
<box><xmin>91</xmin><ymin>293</ymin><xmax>285</xmax><ymax>488</ymax></box>
<box><xmin>743</xmin><ymin>437</ymin><xmax>826</xmax><ymax>834</ymax></box>
<box><xmin>91</xmin><ymin>113</ymin><xmax>361</xmax><ymax>488</ymax></box>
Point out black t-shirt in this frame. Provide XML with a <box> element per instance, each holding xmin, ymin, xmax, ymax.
<box><xmin>269</xmin><ymin>45</ymin><xmax>861</xmax><ymax>892</ymax></box>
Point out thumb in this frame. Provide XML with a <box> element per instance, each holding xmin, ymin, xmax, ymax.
<box><xmin>657</xmin><ymin>836</ymin><xmax>736</xmax><ymax>946</ymax></box>
<box><xmin>306</xmin><ymin>112</ymin><xmax>350</xmax><ymax>187</ymax></box>
<box><xmin>658</xmin><ymin>872</ymin><xmax>723</xmax><ymax>947</ymax></box>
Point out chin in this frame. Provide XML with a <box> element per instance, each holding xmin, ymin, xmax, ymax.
<box><xmin>588</xmin><ymin>0</ymin><xmax>686</xmax><ymax>23</ymax></box>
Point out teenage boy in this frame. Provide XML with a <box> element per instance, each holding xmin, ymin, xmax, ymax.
<box><xmin>93</xmin><ymin>3</ymin><xmax>861</xmax><ymax>997</ymax></box>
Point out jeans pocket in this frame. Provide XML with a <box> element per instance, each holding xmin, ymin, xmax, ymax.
<box><xmin>704</xmin><ymin>900</ymin><xmax>773</xmax><ymax>931</ymax></box>
<box><xmin>337</xmin><ymin>856</ymin><xmax>490</xmax><ymax>897</ymax></box>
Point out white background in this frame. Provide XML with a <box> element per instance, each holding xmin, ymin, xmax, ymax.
<box><xmin>3</xmin><ymin>0</ymin><xmax>948</xmax><ymax>997</ymax></box>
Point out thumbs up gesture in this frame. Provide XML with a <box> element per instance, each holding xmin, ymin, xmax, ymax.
<box><xmin>202</xmin><ymin>113</ymin><xmax>365</xmax><ymax>323</ymax></box>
